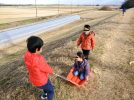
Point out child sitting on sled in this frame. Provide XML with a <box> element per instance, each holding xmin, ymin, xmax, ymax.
<box><xmin>73</xmin><ymin>51</ymin><xmax>90</xmax><ymax>80</ymax></box>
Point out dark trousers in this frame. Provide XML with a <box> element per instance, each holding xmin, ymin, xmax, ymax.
<box><xmin>82</xmin><ymin>49</ymin><xmax>90</xmax><ymax>60</ymax></box>
<box><xmin>38</xmin><ymin>80</ymin><xmax>54</xmax><ymax>100</ymax></box>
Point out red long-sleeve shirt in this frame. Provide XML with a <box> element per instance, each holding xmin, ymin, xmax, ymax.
<box><xmin>77</xmin><ymin>32</ymin><xmax>95</xmax><ymax>50</ymax></box>
<box><xmin>24</xmin><ymin>51</ymin><xmax>53</xmax><ymax>86</ymax></box>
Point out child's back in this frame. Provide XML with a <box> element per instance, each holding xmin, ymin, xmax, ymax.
<box><xmin>24</xmin><ymin>36</ymin><xmax>54</xmax><ymax>100</ymax></box>
<box><xmin>24</xmin><ymin>51</ymin><xmax>53</xmax><ymax>86</ymax></box>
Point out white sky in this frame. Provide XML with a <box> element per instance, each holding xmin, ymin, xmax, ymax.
<box><xmin>0</xmin><ymin>0</ymin><xmax>125</xmax><ymax>5</ymax></box>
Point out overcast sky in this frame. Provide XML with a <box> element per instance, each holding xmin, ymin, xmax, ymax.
<box><xmin>0</xmin><ymin>0</ymin><xmax>125</xmax><ymax>5</ymax></box>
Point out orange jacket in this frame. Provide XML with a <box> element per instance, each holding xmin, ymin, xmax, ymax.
<box><xmin>77</xmin><ymin>32</ymin><xmax>95</xmax><ymax>50</ymax></box>
<box><xmin>24</xmin><ymin>51</ymin><xmax>53</xmax><ymax>86</ymax></box>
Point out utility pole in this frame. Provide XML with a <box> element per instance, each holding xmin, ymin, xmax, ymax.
<box><xmin>58</xmin><ymin>0</ymin><xmax>60</xmax><ymax>15</ymax></box>
<box><xmin>35</xmin><ymin>0</ymin><xmax>37</xmax><ymax>18</ymax></box>
<box><xmin>78</xmin><ymin>0</ymin><xmax>80</xmax><ymax>12</ymax></box>
<box><xmin>71</xmin><ymin>0</ymin><xmax>72</xmax><ymax>14</ymax></box>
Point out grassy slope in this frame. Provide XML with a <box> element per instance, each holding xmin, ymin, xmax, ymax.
<box><xmin>0</xmin><ymin>8</ymin><xmax>134</xmax><ymax>100</ymax></box>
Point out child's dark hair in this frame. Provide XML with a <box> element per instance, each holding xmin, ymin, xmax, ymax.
<box><xmin>77</xmin><ymin>51</ymin><xmax>85</xmax><ymax>59</ymax></box>
<box><xmin>26</xmin><ymin>36</ymin><xmax>44</xmax><ymax>53</ymax></box>
<box><xmin>84</xmin><ymin>24</ymin><xmax>90</xmax><ymax>30</ymax></box>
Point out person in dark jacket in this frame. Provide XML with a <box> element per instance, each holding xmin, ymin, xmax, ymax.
<box><xmin>122</xmin><ymin>7</ymin><xmax>126</xmax><ymax>16</ymax></box>
<box><xmin>73</xmin><ymin>51</ymin><xmax>90</xmax><ymax>80</ymax></box>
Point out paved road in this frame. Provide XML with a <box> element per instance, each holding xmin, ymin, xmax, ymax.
<box><xmin>0</xmin><ymin>15</ymin><xmax>80</xmax><ymax>47</ymax></box>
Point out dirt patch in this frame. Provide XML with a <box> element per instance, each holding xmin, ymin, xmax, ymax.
<box><xmin>99</xmin><ymin>6</ymin><xmax>114</xmax><ymax>11</ymax></box>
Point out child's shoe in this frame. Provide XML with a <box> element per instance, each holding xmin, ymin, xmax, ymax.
<box><xmin>40</xmin><ymin>93</ymin><xmax>47</xmax><ymax>100</ymax></box>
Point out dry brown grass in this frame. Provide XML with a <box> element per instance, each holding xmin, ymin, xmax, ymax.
<box><xmin>0</xmin><ymin>8</ymin><xmax>134</xmax><ymax>100</ymax></box>
<box><xmin>0</xmin><ymin>6</ymin><xmax>94</xmax><ymax>24</ymax></box>
<box><xmin>0</xmin><ymin>6</ymin><xmax>97</xmax><ymax>30</ymax></box>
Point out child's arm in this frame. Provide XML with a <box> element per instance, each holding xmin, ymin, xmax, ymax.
<box><xmin>91</xmin><ymin>35</ymin><xmax>95</xmax><ymax>50</ymax></box>
<box><xmin>73</xmin><ymin>62</ymin><xmax>78</xmax><ymax>70</ymax></box>
<box><xmin>85</xmin><ymin>62</ymin><xmax>90</xmax><ymax>76</ymax></box>
<box><xmin>38</xmin><ymin>57</ymin><xmax>53</xmax><ymax>74</ymax></box>
<box><xmin>77</xmin><ymin>34</ymin><xmax>82</xmax><ymax>47</ymax></box>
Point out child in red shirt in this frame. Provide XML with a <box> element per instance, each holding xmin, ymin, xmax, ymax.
<box><xmin>24</xmin><ymin>36</ymin><xmax>54</xmax><ymax>100</ymax></box>
<box><xmin>77</xmin><ymin>25</ymin><xmax>95</xmax><ymax>60</ymax></box>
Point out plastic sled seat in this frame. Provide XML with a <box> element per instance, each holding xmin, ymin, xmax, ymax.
<box><xmin>67</xmin><ymin>69</ymin><xmax>87</xmax><ymax>87</ymax></box>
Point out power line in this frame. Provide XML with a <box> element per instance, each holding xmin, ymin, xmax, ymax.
<box><xmin>71</xmin><ymin>0</ymin><xmax>73</xmax><ymax>14</ymax></box>
<box><xmin>35</xmin><ymin>0</ymin><xmax>37</xmax><ymax>18</ymax></box>
<box><xmin>58</xmin><ymin>0</ymin><xmax>60</xmax><ymax>15</ymax></box>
